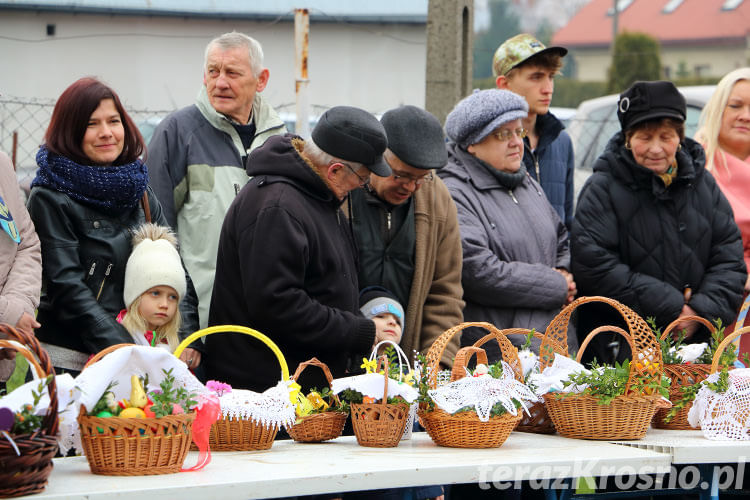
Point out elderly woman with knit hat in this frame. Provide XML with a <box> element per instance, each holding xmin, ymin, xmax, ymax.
<box><xmin>438</xmin><ymin>89</ymin><xmax>576</xmax><ymax>360</ymax></box>
<box><xmin>571</xmin><ymin>81</ymin><xmax>746</xmax><ymax>365</ymax></box>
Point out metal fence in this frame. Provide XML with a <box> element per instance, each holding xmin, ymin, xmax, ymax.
<box><xmin>0</xmin><ymin>95</ymin><xmax>171</xmax><ymax>191</ymax></box>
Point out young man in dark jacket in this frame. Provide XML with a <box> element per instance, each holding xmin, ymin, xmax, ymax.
<box><xmin>205</xmin><ymin>107</ymin><xmax>392</xmax><ymax>392</ymax></box>
<box><xmin>494</xmin><ymin>33</ymin><xmax>575</xmax><ymax>228</ymax></box>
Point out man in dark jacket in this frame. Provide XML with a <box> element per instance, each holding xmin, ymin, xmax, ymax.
<box><xmin>347</xmin><ymin>106</ymin><xmax>464</xmax><ymax>368</ymax></box>
<box><xmin>205</xmin><ymin>106</ymin><xmax>392</xmax><ymax>392</ymax></box>
<box><xmin>494</xmin><ymin>33</ymin><xmax>575</xmax><ymax>228</ymax></box>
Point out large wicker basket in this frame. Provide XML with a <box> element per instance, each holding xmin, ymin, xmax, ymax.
<box><xmin>474</xmin><ymin>327</ymin><xmax>561</xmax><ymax>434</ymax></box>
<box><xmin>418</xmin><ymin>322</ymin><xmax>524</xmax><ymax>448</ymax></box>
<box><xmin>175</xmin><ymin>325</ymin><xmax>293</xmax><ymax>451</ymax></box>
<box><xmin>287</xmin><ymin>358</ymin><xmax>347</xmax><ymax>443</ymax></box>
<box><xmin>653</xmin><ymin>315</ymin><xmax>714</xmax><ymax>430</ymax></box>
<box><xmin>540</xmin><ymin>296</ymin><xmax>668</xmax><ymax>440</ymax></box>
<box><xmin>77</xmin><ymin>344</ymin><xmax>195</xmax><ymax>475</ymax></box>
<box><xmin>350</xmin><ymin>356</ymin><xmax>410</xmax><ymax>448</ymax></box>
<box><xmin>0</xmin><ymin>324</ymin><xmax>59</xmax><ymax>498</ymax></box>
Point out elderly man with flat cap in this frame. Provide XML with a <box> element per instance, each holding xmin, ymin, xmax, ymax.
<box><xmin>205</xmin><ymin>106</ymin><xmax>393</xmax><ymax>391</ymax></box>
<box><xmin>346</xmin><ymin>105</ymin><xmax>464</xmax><ymax>367</ymax></box>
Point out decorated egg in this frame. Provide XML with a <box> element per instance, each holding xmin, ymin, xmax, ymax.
<box><xmin>119</xmin><ymin>407</ymin><xmax>147</xmax><ymax>418</ymax></box>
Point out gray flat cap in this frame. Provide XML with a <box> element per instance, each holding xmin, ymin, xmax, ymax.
<box><xmin>380</xmin><ymin>105</ymin><xmax>448</xmax><ymax>170</ymax></box>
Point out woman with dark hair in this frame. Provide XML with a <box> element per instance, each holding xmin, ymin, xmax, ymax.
<box><xmin>26</xmin><ymin>77</ymin><xmax>201</xmax><ymax>373</ymax></box>
<box><xmin>571</xmin><ymin>81</ymin><xmax>747</xmax><ymax>365</ymax></box>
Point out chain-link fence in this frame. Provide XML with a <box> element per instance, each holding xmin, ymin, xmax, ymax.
<box><xmin>0</xmin><ymin>95</ymin><xmax>170</xmax><ymax>192</ymax></box>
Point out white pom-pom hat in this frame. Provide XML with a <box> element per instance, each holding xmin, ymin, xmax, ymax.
<box><xmin>123</xmin><ymin>223</ymin><xmax>186</xmax><ymax>308</ymax></box>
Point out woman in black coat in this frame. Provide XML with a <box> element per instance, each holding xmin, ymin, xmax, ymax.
<box><xmin>26</xmin><ymin>77</ymin><xmax>201</xmax><ymax>373</ymax></box>
<box><xmin>571</xmin><ymin>81</ymin><xmax>747</xmax><ymax>364</ymax></box>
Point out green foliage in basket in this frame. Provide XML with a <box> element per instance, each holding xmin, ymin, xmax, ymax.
<box><xmin>4</xmin><ymin>376</ymin><xmax>53</xmax><ymax>434</ymax></box>
<box><xmin>89</xmin><ymin>380</ymin><xmax>121</xmax><ymax>416</ymax></box>
<box><xmin>149</xmin><ymin>368</ymin><xmax>198</xmax><ymax>418</ymax></box>
<box><xmin>338</xmin><ymin>388</ymin><xmax>409</xmax><ymax>407</ymax></box>
<box><xmin>665</xmin><ymin>367</ymin><xmax>734</xmax><ymax>422</ymax></box>
<box><xmin>653</xmin><ymin>317</ymin><xmax>740</xmax><ymax>367</ymax></box>
<box><xmin>560</xmin><ymin>360</ymin><xmax>670</xmax><ymax>405</ymax></box>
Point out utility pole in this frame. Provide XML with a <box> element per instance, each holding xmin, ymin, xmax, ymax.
<box><xmin>612</xmin><ymin>0</ymin><xmax>619</xmax><ymax>54</ymax></box>
<box><xmin>294</xmin><ymin>8</ymin><xmax>311</xmax><ymax>138</ymax></box>
<box><xmin>425</xmin><ymin>0</ymin><xmax>474</xmax><ymax>124</ymax></box>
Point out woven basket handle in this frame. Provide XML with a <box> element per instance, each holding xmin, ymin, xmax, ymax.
<box><xmin>0</xmin><ymin>340</ymin><xmax>45</xmax><ymax>379</ymax></box>
<box><xmin>540</xmin><ymin>296</ymin><xmax>661</xmax><ymax>386</ymax></box>
<box><xmin>376</xmin><ymin>355</ymin><xmax>390</xmax><ymax>408</ymax></box>
<box><xmin>660</xmin><ymin>315</ymin><xmax>716</xmax><ymax>341</ymax></box>
<box><xmin>0</xmin><ymin>324</ymin><xmax>59</xmax><ymax>436</ymax></box>
<box><xmin>451</xmin><ymin>346</ymin><xmax>488</xmax><ymax>382</ymax></box>
<box><xmin>710</xmin><ymin>325</ymin><xmax>750</xmax><ymax>374</ymax></box>
<box><xmin>174</xmin><ymin>325</ymin><xmax>290</xmax><ymax>396</ymax></box>
<box><xmin>425</xmin><ymin>322</ymin><xmax>522</xmax><ymax>389</ymax></box>
<box><xmin>575</xmin><ymin>325</ymin><xmax>649</xmax><ymax>394</ymax></box>
<box><xmin>84</xmin><ymin>343</ymin><xmax>132</xmax><ymax>369</ymax></box>
<box><xmin>291</xmin><ymin>357</ymin><xmax>342</xmax><ymax>407</ymax></box>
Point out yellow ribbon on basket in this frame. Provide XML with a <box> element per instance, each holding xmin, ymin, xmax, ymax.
<box><xmin>174</xmin><ymin>325</ymin><xmax>293</xmax><ymax>403</ymax></box>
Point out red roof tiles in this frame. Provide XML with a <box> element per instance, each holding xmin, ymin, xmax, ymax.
<box><xmin>552</xmin><ymin>0</ymin><xmax>750</xmax><ymax>48</ymax></box>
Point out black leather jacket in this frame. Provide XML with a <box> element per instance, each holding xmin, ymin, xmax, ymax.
<box><xmin>26</xmin><ymin>185</ymin><xmax>201</xmax><ymax>355</ymax></box>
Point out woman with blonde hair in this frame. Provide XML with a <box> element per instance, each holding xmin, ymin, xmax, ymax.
<box><xmin>695</xmin><ymin>67</ymin><xmax>750</xmax><ymax>295</ymax></box>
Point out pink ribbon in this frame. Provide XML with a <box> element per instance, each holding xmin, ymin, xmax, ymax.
<box><xmin>181</xmin><ymin>393</ymin><xmax>220</xmax><ymax>472</ymax></box>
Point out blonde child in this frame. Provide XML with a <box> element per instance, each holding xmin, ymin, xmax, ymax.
<box><xmin>118</xmin><ymin>223</ymin><xmax>186</xmax><ymax>352</ymax></box>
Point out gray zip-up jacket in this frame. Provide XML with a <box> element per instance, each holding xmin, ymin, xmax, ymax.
<box><xmin>147</xmin><ymin>88</ymin><xmax>286</xmax><ymax>328</ymax></box>
<box><xmin>439</xmin><ymin>143</ymin><xmax>572</xmax><ymax>359</ymax></box>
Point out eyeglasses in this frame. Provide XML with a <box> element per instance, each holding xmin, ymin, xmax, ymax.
<box><xmin>392</xmin><ymin>170</ymin><xmax>434</xmax><ymax>186</ymax></box>
<box><xmin>341</xmin><ymin>162</ymin><xmax>370</xmax><ymax>187</ymax></box>
<box><xmin>493</xmin><ymin>128</ymin><xmax>527</xmax><ymax>142</ymax></box>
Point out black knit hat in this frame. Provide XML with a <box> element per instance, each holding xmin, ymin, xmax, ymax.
<box><xmin>380</xmin><ymin>105</ymin><xmax>448</xmax><ymax>170</ymax></box>
<box><xmin>617</xmin><ymin>81</ymin><xmax>686</xmax><ymax>132</ymax></box>
<box><xmin>312</xmin><ymin>106</ymin><xmax>391</xmax><ymax>177</ymax></box>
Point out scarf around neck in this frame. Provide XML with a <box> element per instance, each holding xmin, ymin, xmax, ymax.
<box><xmin>32</xmin><ymin>145</ymin><xmax>148</xmax><ymax>214</ymax></box>
<box><xmin>474</xmin><ymin>154</ymin><xmax>527</xmax><ymax>189</ymax></box>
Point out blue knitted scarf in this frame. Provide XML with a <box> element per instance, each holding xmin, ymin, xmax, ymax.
<box><xmin>32</xmin><ymin>146</ymin><xmax>148</xmax><ymax>214</ymax></box>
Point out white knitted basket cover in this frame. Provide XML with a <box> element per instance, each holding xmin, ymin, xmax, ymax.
<box><xmin>688</xmin><ymin>368</ymin><xmax>750</xmax><ymax>440</ymax></box>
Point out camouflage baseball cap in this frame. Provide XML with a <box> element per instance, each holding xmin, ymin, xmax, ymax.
<box><xmin>492</xmin><ymin>33</ymin><xmax>568</xmax><ymax>77</ymax></box>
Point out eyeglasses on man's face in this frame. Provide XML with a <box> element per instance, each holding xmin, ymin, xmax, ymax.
<box><xmin>493</xmin><ymin>127</ymin><xmax>527</xmax><ymax>142</ymax></box>
<box><xmin>391</xmin><ymin>170</ymin><xmax>434</xmax><ymax>186</ymax></box>
<box><xmin>341</xmin><ymin>162</ymin><xmax>370</xmax><ymax>187</ymax></box>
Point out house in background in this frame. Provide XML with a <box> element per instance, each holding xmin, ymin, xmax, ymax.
<box><xmin>0</xmin><ymin>0</ymin><xmax>428</xmax><ymax>114</ymax></box>
<box><xmin>552</xmin><ymin>0</ymin><xmax>750</xmax><ymax>82</ymax></box>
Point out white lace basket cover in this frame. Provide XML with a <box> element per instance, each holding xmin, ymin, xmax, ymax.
<box><xmin>428</xmin><ymin>360</ymin><xmax>540</xmax><ymax>422</ymax></box>
<box><xmin>368</xmin><ymin>340</ymin><xmax>418</xmax><ymax>440</ymax></box>
<box><xmin>688</xmin><ymin>368</ymin><xmax>750</xmax><ymax>440</ymax></box>
<box><xmin>216</xmin><ymin>382</ymin><xmax>296</xmax><ymax>431</ymax></box>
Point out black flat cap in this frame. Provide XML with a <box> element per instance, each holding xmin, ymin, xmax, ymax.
<box><xmin>312</xmin><ymin>106</ymin><xmax>391</xmax><ymax>177</ymax></box>
<box><xmin>380</xmin><ymin>105</ymin><xmax>448</xmax><ymax>170</ymax></box>
<box><xmin>617</xmin><ymin>81</ymin><xmax>686</xmax><ymax>132</ymax></box>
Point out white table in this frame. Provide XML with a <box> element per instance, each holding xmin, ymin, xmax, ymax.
<box><xmin>607</xmin><ymin>428</ymin><xmax>750</xmax><ymax>500</ymax></box>
<box><xmin>21</xmin><ymin>432</ymin><xmax>671</xmax><ymax>500</ymax></box>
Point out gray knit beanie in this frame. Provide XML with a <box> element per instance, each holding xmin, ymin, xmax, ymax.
<box><xmin>445</xmin><ymin>89</ymin><xmax>529</xmax><ymax>148</ymax></box>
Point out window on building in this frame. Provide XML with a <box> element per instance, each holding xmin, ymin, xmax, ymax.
<box><xmin>607</xmin><ymin>0</ymin><xmax>634</xmax><ymax>15</ymax></box>
<box><xmin>662</xmin><ymin>0</ymin><xmax>684</xmax><ymax>13</ymax></box>
<box><xmin>722</xmin><ymin>0</ymin><xmax>744</xmax><ymax>10</ymax></box>
<box><xmin>694</xmin><ymin>64</ymin><xmax>711</xmax><ymax>77</ymax></box>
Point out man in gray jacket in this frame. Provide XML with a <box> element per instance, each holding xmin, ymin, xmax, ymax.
<box><xmin>148</xmin><ymin>32</ymin><xmax>286</xmax><ymax>329</ymax></box>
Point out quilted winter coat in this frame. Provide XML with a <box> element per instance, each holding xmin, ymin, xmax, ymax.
<box><xmin>571</xmin><ymin>133</ymin><xmax>746</xmax><ymax>362</ymax></box>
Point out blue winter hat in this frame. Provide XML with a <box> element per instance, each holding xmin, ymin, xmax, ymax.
<box><xmin>359</xmin><ymin>286</ymin><xmax>404</xmax><ymax>328</ymax></box>
<box><xmin>444</xmin><ymin>89</ymin><xmax>528</xmax><ymax>148</ymax></box>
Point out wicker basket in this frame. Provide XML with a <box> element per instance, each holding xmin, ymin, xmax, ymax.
<box><xmin>686</xmin><ymin>326</ymin><xmax>750</xmax><ymax>439</ymax></box>
<box><xmin>418</xmin><ymin>322</ymin><xmax>524</xmax><ymax>448</ymax></box>
<box><xmin>540</xmin><ymin>296</ymin><xmax>668</xmax><ymax>440</ymax></box>
<box><xmin>653</xmin><ymin>315</ymin><xmax>715</xmax><ymax>430</ymax></box>
<box><xmin>473</xmin><ymin>328</ymin><xmax>560</xmax><ymax>434</ymax></box>
<box><xmin>77</xmin><ymin>344</ymin><xmax>195</xmax><ymax>475</ymax></box>
<box><xmin>350</xmin><ymin>356</ymin><xmax>410</xmax><ymax>448</ymax></box>
<box><xmin>0</xmin><ymin>324</ymin><xmax>59</xmax><ymax>498</ymax></box>
<box><xmin>174</xmin><ymin>325</ymin><xmax>293</xmax><ymax>451</ymax></box>
<box><xmin>287</xmin><ymin>358</ymin><xmax>347</xmax><ymax>443</ymax></box>
<box><xmin>369</xmin><ymin>340</ymin><xmax>418</xmax><ymax>440</ymax></box>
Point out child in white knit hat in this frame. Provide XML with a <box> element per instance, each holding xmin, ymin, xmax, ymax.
<box><xmin>359</xmin><ymin>286</ymin><xmax>405</xmax><ymax>355</ymax></box>
<box><xmin>117</xmin><ymin>223</ymin><xmax>187</xmax><ymax>352</ymax></box>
